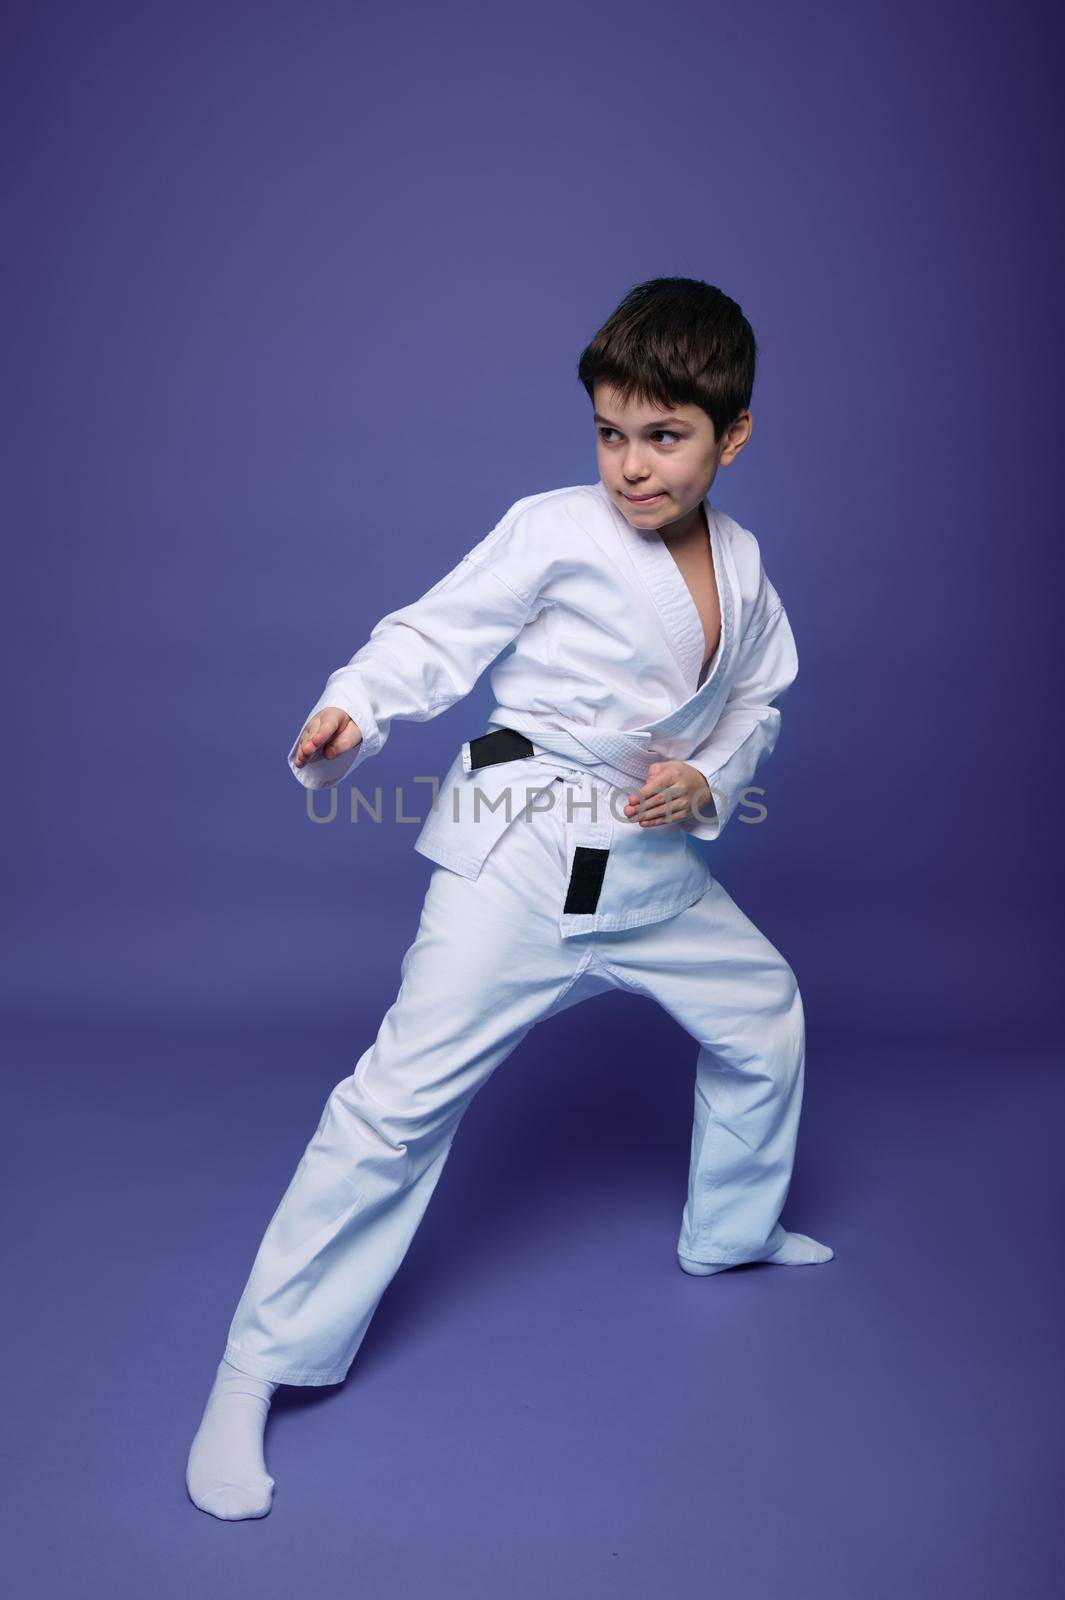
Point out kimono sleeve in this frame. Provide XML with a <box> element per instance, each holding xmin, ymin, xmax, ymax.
<box><xmin>288</xmin><ymin>513</ymin><xmax>545</xmax><ymax>790</ymax></box>
<box><xmin>679</xmin><ymin>569</ymin><xmax>799</xmax><ymax>841</ymax></box>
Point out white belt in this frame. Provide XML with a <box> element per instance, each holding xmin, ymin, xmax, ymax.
<box><xmin>459</xmin><ymin>710</ymin><xmax>657</xmax><ymax>794</ymax></box>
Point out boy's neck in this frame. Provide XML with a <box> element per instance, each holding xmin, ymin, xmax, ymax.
<box><xmin>654</xmin><ymin>497</ymin><xmax>708</xmax><ymax>549</ymax></box>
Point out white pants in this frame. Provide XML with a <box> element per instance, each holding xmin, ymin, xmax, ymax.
<box><xmin>224</xmin><ymin>779</ymin><xmax>805</xmax><ymax>1386</ymax></box>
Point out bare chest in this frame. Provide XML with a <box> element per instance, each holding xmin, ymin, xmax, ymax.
<box><xmin>668</xmin><ymin>537</ymin><xmax>722</xmax><ymax>673</ymax></box>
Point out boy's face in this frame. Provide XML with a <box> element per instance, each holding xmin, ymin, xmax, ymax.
<box><xmin>593</xmin><ymin>382</ymin><xmax>752</xmax><ymax>535</ymax></box>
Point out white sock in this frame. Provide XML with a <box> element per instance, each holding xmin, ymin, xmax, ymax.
<box><xmin>679</xmin><ymin>1230</ymin><xmax>834</xmax><ymax>1276</ymax></box>
<box><xmin>763</xmin><ymin>1231</ymin><xmax>833</xmax><ymax>1266</ymax></box>
<box><xmin>186</xmin><ymin>1357</ymin><xmax>278</xmax><ymax>1520</ymax></box>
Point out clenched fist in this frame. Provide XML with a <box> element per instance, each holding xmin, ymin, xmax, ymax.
<box><xmin>293</xmin><ymin>706</ymin><xmax>364</xmax><ymax>770</ymax></box>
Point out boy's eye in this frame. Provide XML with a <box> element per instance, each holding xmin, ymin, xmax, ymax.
<box><xmin>598</xmin><ymin>427</ymin><xmax>680</xmax><ymax>445</ymax></box>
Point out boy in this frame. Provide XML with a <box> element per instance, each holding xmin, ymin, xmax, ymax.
<box><xmin>186</xmin><ymin>276</ymin><xmax>832</xmax><ymax>1521</ymax></box>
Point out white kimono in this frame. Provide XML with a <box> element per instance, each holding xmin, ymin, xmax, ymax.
<box><xmin>220</xmin><ymin>483</ymin><xmax>812</xmax><ymax>1387</ymax></box>
<box><xmin>287</xmin><ymin>479</ymin><xmax>798</xmax><ymax>938</ymax></box>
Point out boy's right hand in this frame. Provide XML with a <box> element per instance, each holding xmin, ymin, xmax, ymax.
<box><xmin>293</xmin><ymin>707</ymin><xmax>363</xmax><ymax>769</ymax></box>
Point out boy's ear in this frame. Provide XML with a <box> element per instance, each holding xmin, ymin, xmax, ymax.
<box><xmin>719</xmin><ymin>409</ymin><xmax>753</xmax><ymax>464</ymax></box>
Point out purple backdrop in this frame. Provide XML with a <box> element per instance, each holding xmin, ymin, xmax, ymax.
<box><xmin>3</xmin><ymin>1</ymin><xmax>1062</xmax><ymax>1595</ymax></box>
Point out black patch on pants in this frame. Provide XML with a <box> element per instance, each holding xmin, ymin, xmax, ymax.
<box><xmin>563</xmin><ymin>846</ymin><xmax>610</xmax><ymax>914</ymax></box>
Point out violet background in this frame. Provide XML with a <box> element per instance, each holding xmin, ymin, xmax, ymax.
<box><xmin>3</xmin><ymin>1</ymin><xmax>1062</xmax><ymax>1594</ymax></box>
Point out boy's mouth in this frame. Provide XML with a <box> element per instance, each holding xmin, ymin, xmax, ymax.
<box><xmin>623</xmin><ymin>491</ymin><xmax>665</xmax><ymax>504</ymax></box>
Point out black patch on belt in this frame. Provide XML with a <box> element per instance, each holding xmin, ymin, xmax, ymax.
<box><xmin>467</xmin><ymin>726</ymin><xmax>536</xmax><ymax>769</ymax></box>
<box><xmin>563</xmin><ymin>846</ymin><xmax>610</xmax><ymax>915</ymax></box>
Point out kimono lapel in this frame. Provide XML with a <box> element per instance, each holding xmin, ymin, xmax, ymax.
<box><xmin>593</xmin><ymin>480</ymin><xmax>735</xmax><ymax>711</ymax></box>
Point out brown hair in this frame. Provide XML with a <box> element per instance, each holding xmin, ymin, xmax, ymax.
<box><xmin>577</xmin><ymin>276</ymin><xmax>758</xmax><ymax>440</ymax></box>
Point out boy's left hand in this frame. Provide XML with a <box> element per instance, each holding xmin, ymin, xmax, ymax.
<box><xmin>624</xmin><ymin>761</ymin><xmax>712</xmax><ymax>828</ymax></box>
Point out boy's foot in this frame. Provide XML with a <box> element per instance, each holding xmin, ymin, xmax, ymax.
<box><xmin>186</xmin><ymin>1357</ymin><xmax>278</xmax><ymax>1520</ymax></box>
<box><xmin>677</xmin><ymin>1231</ymin><xmax>834</xmax><ymax>1276</ymax></box>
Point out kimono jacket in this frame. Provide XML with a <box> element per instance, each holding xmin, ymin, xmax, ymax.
<box><xmin>287</xmin><ymin>479</ymin><xmax>799</xmax><ymax>938</ymax></box>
